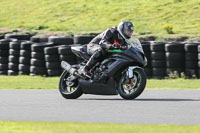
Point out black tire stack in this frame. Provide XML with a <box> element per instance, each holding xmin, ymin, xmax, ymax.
<box><xmin>48</xmin><ymin>36</ymin><xmax>73</xmax><ymax>45</ymax></box>
<box><xmin>0</xmin><ymin>34</ymin><xmax>4</xmax><ymax>39</ymax></box>
<box><xmin>184</xmin><ymin>43</ymin><xmax>200</xmax><ymax>78</ymax></box>
<box><xmin>74</xmin><ymin>35</ymin><xmax>95</xmax><ymax>44</ymax></box>
<box><xmin>30</xmin><ymin>35</ymin><xmax>50</xmax><ymax>75</ymax></box>
<box><xmin>165</xmin><ymin>42</ymin><xmax>185</xmax><ymax>77</ymax></box>
<box><xmin>44</xmin><ymin>36</ymin><xmax>74</xmax><ymax>76</ymax></box>
<box><xmin>58</xmin><ymin>45</ymin><xmax>77</xmax><ymax>66</ymax></box>
<box><xmin>44</xmin><ymin>46</ymin><xmax>62</xmax><ymax>76</ymax></box>
<box><xmin>198</xmin><ymin>45</ymin><xmax>200</xmax><ymax>78</ymax></box>
<box><xmin>142</xmin><ymin>41</ymin><xmax>152</xmax><ymax>78</ymax></box>
<box><xmin>150</xmin><ymin>41</ymin><xmax>166</xmax><ymax>78</ymax></box>
<box><xmin>19</xmin><ymin>41</ymin><xmax>33</xmax><ymax>75</ymax></box>
<box><xmin>30</xmin><ymin>43</ymin><xmax>54</xmax><ymax>76</ymax></box>
<box><xmin>5</xmin><ymin>33</ymin><xmax>32</xmax><ymax>41</ymax></box>
<box><xmin>8</xmin><ymin>40</ymin><xmax>26</xmax><ymax>75</ymax></box>
<box><xmin>30</xmin><ymin>35</ymin><xmax>49</xmax><ymax>43</ymax></box>
<box><xmin>0</xmin><ymin>39</ymin><xmax>16</xmax><ymax>75</ymax></box>
<box><xmin>3</xmin><ymin>32</ymin><xmax>200</xmax><ymax>79</ymax></box>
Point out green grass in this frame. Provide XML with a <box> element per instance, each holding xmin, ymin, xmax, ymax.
<box><xmin>0</xmin><ymin>0</ymin><xmax>200</xmax><ymax>34</ymax></box>
<box><xmin>146</xmin><ymin>78</ymin><xmax>200</xmax><ymax>90</ymax></box>
<box><xmin>0</xmin><ymin>75</ymin><xmax>199</xmax><ymax>90</ymax></box>
<box><xmin>0</xmin><ymin>121</ymin><xmax>199</xmax><ymax>133</ymax></box>
<box><xmin>0</xmin><ymin>75</ymin><xmax>59</xmax><ymax>89</ymax></box>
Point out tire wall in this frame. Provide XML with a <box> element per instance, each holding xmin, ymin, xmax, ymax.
<box><xmin>0</xmin><ymin>33</ymin><xmax>199</xmax><ymax>78</ymax></box>
<box><xmin>141</xmin><ymin>41</ymin><xmax>199</xmax><ymax>79</ymax></box>
<box><xmin>150</xmin><ymin>41</ymin><xmax>166</xmax><ymax>79</ymax></box>
<box><xmin>165</xmin><ymin>42</ymin><xmax>185</xmax><ymax>78</ymax></box>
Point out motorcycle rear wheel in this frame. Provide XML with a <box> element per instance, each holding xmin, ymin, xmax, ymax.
<box><xmin>59</xmin><ymin>70</ymin><xmax>83</xmax><ymax>99</ymax></box>
<box><xmin>118</xmin><ymin>68</ymin><xmax>146</xmax><ymax>100</ymax></box>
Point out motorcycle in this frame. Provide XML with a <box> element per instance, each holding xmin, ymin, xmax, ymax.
<box><xmin>59</xmin><ymin>38</ymin><xmax>147</xmax><ymax>100</ymax></box>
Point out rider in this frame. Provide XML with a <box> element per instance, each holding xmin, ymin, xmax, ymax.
<box><xmin>82</xmin><ymin>20</ymin><xmax>134</xmax><ymax>78</ymax></box>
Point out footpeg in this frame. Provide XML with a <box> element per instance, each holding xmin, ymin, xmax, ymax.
<box><xmin>84</xmin><ymin>72</ymin><xmax>92</xmax><ymax>79</ymax></box>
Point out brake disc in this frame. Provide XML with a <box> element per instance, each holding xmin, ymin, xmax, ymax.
<box><xmin>123</xmin><ymin>75</ymin><xmax>137</xmax><ymax>91</ymax></box>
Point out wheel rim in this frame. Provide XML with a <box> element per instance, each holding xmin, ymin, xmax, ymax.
<box><xmin>120</xmin><ymin>70</ymin><xmax>141</xmax><ymax>95</ymax></box>
<box><xmin>60</xmin><ymin>72</ymin><xmax>78</xmax><ymax>94</ymax></box>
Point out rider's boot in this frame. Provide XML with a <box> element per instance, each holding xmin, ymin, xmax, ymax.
<box><xmin>82</xmin><ymin>65</ymin><xmax>92</xmax><ymax>79</ymax></box>
<box><xmin>82</xmin><ymin>54</ymin><xmax>98</xmax><ymax>79</ymax></box>
<box><xmin>82</xmin><ymin>48</ymin><xmax>105</xmax><ymax>79</ymax></box>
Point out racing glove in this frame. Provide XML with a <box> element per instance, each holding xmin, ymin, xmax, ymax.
<box><xmin>108</xmin><ymin>43</ymin><xmax>121</xmax><ymax>50</ymax></box>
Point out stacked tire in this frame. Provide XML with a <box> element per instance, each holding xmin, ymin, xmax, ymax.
<box><xmin>30</xmin><ymin>35</ymin><xmax>49</xmax><ymax>43</ymax></box>
<box><xmin>142</xmin><ymin>41</ymin><xmax>152</xmax><ymax>78</ymax></box>
<box><xmin>45</xmin><ymin>36</ymin><xmax>74</xmax><ymax>76</ymax></box>
<box><xmin>5</xmin><ymin>33</ymin><xmax>32</xmax><ymax>41</ymax></box>
<box><xmin>48</xmin><ymin>36</ymin><xmax>73</xmax><ymax>45</ymax></box>
<box><xmin>198</xmin><ymin>45</ymin><xmax>200</xmax><ymax>78</ymax></box>
<box><xmin>184</xmin><ymin>43</ymin><xmax>200</xmax><ymax>78</ymax></box>
<box><xmin>30</xmin><ymin>43</ymin><xmax>55</xmax><ymax>76</ymax></box>
<box><xmin>19</xmin><ymin>41</ymin><xmax>33</xmax><ymax>75</ymax></box>
<box><xmin>0</xmin><ymin>39</ymin><xmax>16</xmax><ymax>75</ymax></box>
<box><xmin>8</xmin><ymin>40</ymin><xmax>27</xmax><ymax>75</ymax></box>
<box><xmin>165</xmin><ymin>42</ymin><xmax>185</xmax><ymax>77</ymax></box>
<box><xmin>0</xmin><ymin>34</ymin><xmax>4</xmax><ymax>39</ymax></box>
<box><xmin>150</xmin><ymin>41</ymin><xmax>166</xmax><ymax>78</ymax></box>
<box><xmin>44</xmin><ymin>46</ymin><xmax>62</xmax><ymax>76</ymax></box>
<box><xmin>74</xmin><ymin>35</ymin><xmax>95</xmax><ymax>44</ymax></box>
<box><xmin>58</xmin><ymin>45</ymin><xmax>77</xmax><ymax>66</ymax></box>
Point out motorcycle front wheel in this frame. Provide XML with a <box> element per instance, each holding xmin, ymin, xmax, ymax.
<box><xmin>118</xmin><ymin>68</ymin><xmax>146</xmax><ymax>100</ymax></box>
<box><xmin>59</xmin><ymin>70</ymin><xmax>83</xmax><ymax>99</ymax></box>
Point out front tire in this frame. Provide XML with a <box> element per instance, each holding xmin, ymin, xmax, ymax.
<box><xmin>118</xmin><ymin>68</ymin><xmax>146</xmax><ymax>100</ymax></box>
<box><xmin>59</xmin><ymin>70</ymin><xmax>83</xmax><ymax>99</ymax></box>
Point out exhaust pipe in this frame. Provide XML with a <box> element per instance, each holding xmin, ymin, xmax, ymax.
<box><xmin>61</xmin><ymin>61</ymin><xmax>85</xmax><ymax>79</ymax></box>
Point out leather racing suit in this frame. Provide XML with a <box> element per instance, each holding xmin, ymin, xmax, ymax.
<box><xmin>83</xmin><ymin>26</ymin><xmax>128</xmax><ymax>75</ymax></box>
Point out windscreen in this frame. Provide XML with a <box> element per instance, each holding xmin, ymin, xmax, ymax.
<box><xmin>125</xmin><ymin>37</ymin><xmax>144</xmax><ymax>54</ymax></box>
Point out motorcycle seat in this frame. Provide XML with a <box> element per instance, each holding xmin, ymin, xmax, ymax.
<box><xmin>71</xmin><ymin>45</ymin><xmax>90</xmax><ymax>60</ymax></box>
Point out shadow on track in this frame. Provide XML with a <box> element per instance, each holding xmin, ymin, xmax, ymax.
<box><xmin>135</xmin><ymin>98</ymin><xmax>200</xmax><ymax>102</ymax></box>
<box><xmin>78</xmin><ymin>98</ymin><xmax>200</xmax><ymax>101</ymax></box>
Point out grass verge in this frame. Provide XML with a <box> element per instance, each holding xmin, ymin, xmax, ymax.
<box><xmin>0</xmin><ymin>75</ymin><xmax>199</xmax><ymax>90</ymax></box>
<box><xmin>146</xmin><ymin>78</ymin><xmax>200</xmax><ymax>90</ymax></box>
<box><xmin>0</xmin><ymin>75</ymin><xmax>59</xmax><ymax>89</ymax></box>
<box><xmin>0</xmin><ymin>0</ymin><xmax>200</xmax><ymax>34</ymax></box>
<box><xmin>0</xmin><ymin>121</ymin><xmax>200</xmax><ymax>133</ymax></box>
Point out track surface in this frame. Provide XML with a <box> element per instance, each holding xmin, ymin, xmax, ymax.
<box><xmin>0</xmin><ymin>90</ymin><xmax>200</xmax><ymax>125</ymax></box>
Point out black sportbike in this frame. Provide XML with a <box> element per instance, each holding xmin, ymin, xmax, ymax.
<box><xmin>59</xmin><ymin>38</ymin><xmax>147</xmax><ymax>100</ymax></box>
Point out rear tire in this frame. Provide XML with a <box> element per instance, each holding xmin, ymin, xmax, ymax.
<box><xmin>118</xmin><ymin>68</ymin><xmax>146</xmax><ymax>100</ymax></box>
<box><xmin>59</xmin><ymin>70</ymin><xmax>83</xmax><ymax>99</ymax></box>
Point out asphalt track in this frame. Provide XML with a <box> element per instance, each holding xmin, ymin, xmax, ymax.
<box><xmin>0</xmin><ymin>89</ymin><xmax>200</xmax><ymax>125</ymax></box>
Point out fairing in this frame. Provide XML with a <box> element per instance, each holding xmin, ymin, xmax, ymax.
<box><xmin>111</xmin><ymin>38</ymin><xmax>147</xmax><ymax>66</ymax></box>
<box><xmin>104</xmin><ymin>38</ymin><xmax>147</xmax><ymax>78</ymax></box>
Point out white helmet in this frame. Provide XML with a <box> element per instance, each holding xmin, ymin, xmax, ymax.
<box><xmin>117</xmin><ymin>20</ymin><xmax>134</xmax><ymax>39</ymax></box>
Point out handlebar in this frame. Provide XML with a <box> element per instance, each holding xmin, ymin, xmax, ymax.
<box><xmin>110</xmin><ymin>44</ymin><xmax>127</xmax><ymax>50</ymax></box>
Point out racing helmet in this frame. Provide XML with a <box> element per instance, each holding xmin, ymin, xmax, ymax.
<box><xmin>117</xmin><ymin>20</ymin><xmax>134</xmax><ymax>39</ymax></box>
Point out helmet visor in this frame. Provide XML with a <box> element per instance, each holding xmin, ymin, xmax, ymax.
<box><xmin>124</xmin><ymin>28</ymin><xmax>133</xmax><ymax>38</ymax></box>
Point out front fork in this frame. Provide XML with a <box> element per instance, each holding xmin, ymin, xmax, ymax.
<box><xmin>127</xmin><ymin>66</ymin><xmax>142</xmax><ymax>78</ymax></box>
<box><xmin>124</xmin><ymin>66</ymin><xmax>141</xmax><ymax>83</ymax></box>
